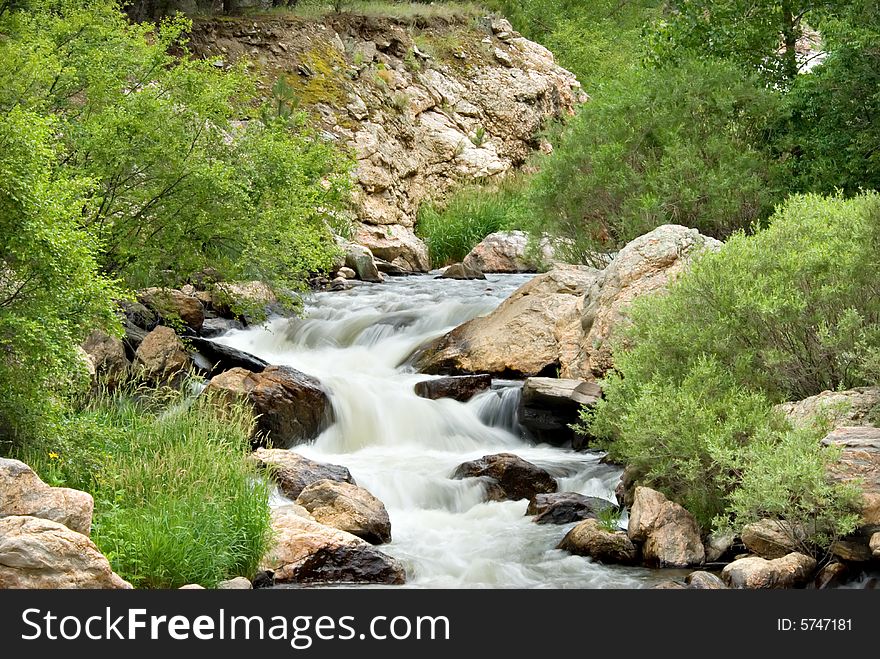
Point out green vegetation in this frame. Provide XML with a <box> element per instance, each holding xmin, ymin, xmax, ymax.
<box><xmin>416</xmin><ymin>177</ymin><xmax>530</xmax><ymax>267</ymax></box>
<box><xmin>585</xmin><ymin>193</ymin><xmax>877</xmax><ymax>547</ymax></box>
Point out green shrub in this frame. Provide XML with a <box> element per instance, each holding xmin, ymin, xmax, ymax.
<box><xmin>527</xmin><ymin>58</ymin><xmax>783</xmax><ymax>265</ymax></box>
<box><xmin>26</xmin><ymin>384</ymin><xmax>272</xmax><ymax>589</ymax></box>
<box><xmin>416</xmin><ymin>177</ymin><xmax>530</xmax><ymax>267</ymax></box>
<box><xmin>586</xmin><ymin>192</ymin><xmax>877</xmax><ymax>547</ymax></box>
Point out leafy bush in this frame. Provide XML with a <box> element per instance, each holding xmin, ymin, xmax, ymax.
<box><xmin>527</xmin><ymin>59</ymin><xmax>783</xmax><ymax>265</ymax></box>
<box><xmin>24</xmin><ymin>385</ymin><xmax>272</xmax><ymax>589</ymax></box>
<box><xmin>586</xmin><ymin>192</ymin><xmax>877</xmax><ymax>546</ymax></box>
<box><xmin>416</xmin><ymin>177</ymin><xmax>530</xmax><ymax>267</ymax></box>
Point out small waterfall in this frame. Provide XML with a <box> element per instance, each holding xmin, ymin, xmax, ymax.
<box><xmin>217</xmin><ymin>274</ymin><xmax>663</xmax><ymax>588</ymax></box>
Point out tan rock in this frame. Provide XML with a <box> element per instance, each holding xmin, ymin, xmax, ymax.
<box><xmin>557</xmin><ymin>518</ymin><xmax>638</xmax><ymax>564</ymax></box>
<box><xmin>462</xmin><ymin>231</ymin><xmax>543</xmax><ymax>273</ymax></box>
<box><xmin>0</xmin><ymin>516</ymin><xmax>131</xmax><ymax>589</ymax></box>
<box><xmin>295</xmin><ymin>479</ymin><xmax>391</xmax><ymax>545</ymax></box>
<box><xmin>870</xmin><ymin>532</ymin><xmax>880</xmax><ymax>558</ymax></box>
<box><xmin>205</xmin><ymin>367</ymin><xmax>331</xmax><ymax>448</ymax></box>
<box><xmin>0</xmin><ymin>458</ymin><xmax>93</xmax><ymax>536</ymax></box>
<box><xmin>137</xmin><ymin>287</ymin><xmax>204</xmax><ymax>330</ymax></box>
<box><xmin>741</xmin><ymin>519</ymin><xmax>804</xmax><ymax>559</ymax></box>
<box><xmin>81</xmin><ymin>330</ymin><xmax>129</xmax><ymax>386</ymax></box>
<box><xmin>262</xmin><ymin>506</ymin><xmax>405</xmax><ymax>585</ymax></box>
<box><xmin>628</xmin><ymin>486</ymin><xmax>705</xmax><ymax>567</ymax></box>
<box><xmin>213</xmin><ymin>281</ymin><xmax>279</xmax><ymax>316</ymax></box>
<box><xmin>135</xmin><ymin>325</ymin><xmax>192</xmax><ymax>382</ymax></box>
<box><xmin>568</xmin><ymin>225</ymin><xmax>722</xmax><ymax>379</ymax></box>
<box><xmin>355</xmin><ymin>224</ymin><xmax>430</xmax><ymax>273</ymax></box>
<box><xmin>822</xmin><ymin>426</ymin><xmax>880</xmax><ymax>528</ymax></box>
<box><xmin>778</xmin><ymin>387</ymin><xmax>880</xmax><ymax>429</ymax></box>
<box><xmin>251</xmin><ymin>448</ymin><xmax>354</xmax><ymax>500</ymax></box>
<box><xmin>685</xmin><ymin>571</ymin><xmax>727</xmax><ymax>589</ymax></box>
<box><xmin>722</xmin><ymin>553</ymin><xmax>816</xmax><ymax>589</ymax></box>
<box><xmin>830</xmin><ymin>538</ymin><xmax>872</xmax><ymax>563</ymax></box>
<box><xmin>217</xmin><ymin>576</ymin><xmax>252</xmax><ymax>590</ymax></box>
<box><xmin>416</xmin><ymin>266</ymin><xmax>600</xmax><ymax>376</ymax></box>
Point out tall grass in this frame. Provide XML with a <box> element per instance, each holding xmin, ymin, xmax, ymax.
<box><xmin>416</xmin><ymin>177</ymin><xmax>531</xmax><ymax>267</ymax></box>
<box><xmin>23</xmin><ymin>384</ymin><xmax>272</xmax><ymax>589</ymax></box>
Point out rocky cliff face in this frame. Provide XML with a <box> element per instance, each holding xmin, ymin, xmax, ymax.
<box><xmin>188</xmin><ymin>13</ymin><xmax>583</xmax><ymax>271</ymax></box>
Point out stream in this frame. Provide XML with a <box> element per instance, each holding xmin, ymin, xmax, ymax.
<box><xmin>217</xmin><ymin>273</ymin><xmax>679</xmax><ymax>588</ymax></box>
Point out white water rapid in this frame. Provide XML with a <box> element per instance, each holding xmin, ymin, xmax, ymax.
<box><xmin>217</xmin><ymin>274</ymin><xmax>674</xmax><ymax>588</ymax></box>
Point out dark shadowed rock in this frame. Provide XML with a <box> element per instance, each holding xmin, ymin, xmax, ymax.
<box><xmin>188</xmin><ymin>337</ymin><xmax>268</xmax><ymax>376</ymax></box>
<box><xmin>452</xmin><ymin>453</ymin><xmax>557</xmax><ymax>502</ymax></box>
<box><xmin>374</xmin><ymin>258</ymin><xmax>409</xmax><ymax>276</ymax></box>
<box><xmin>517</xmin><ymin>377</ymin><xmax>601</xmax><ymax>447</ymax></box>
<box><xmin>137</xmin><ymin>287</ymin><xmax>205</xmax><ymax>331</ymax></box>
<box><xmin>200</xmin><ymin>317</ymin><xmax>245</xmax><ymax>338</ymax></box>
<box><xmin>830</xmin><ymin>538</ymin><xmax>873</xmax><ymax>563</ymax></box>
<box><xmin>557</xmin><ymin>518</ymin><xmax>638</xmax><ymax>564</ymax></box>
<box><xmin>118</xmin><ymin>300</ymin><xmax>157</xmax><ymax>331</ymax></box>
<box><xmin>814</xmin><ymin>562</ymin><xmax>848</xmax><ymax>589</ymax></box>
<box><xmin>742</xmin><ymin>519</ymin><xmax>804</xmax><ymax>559</ymax></box>
<box><xmin>526</xmin><ymin>492</ymin><xmax>616</xmax><ymax>525</ymax></box>
<box><xmin>414</xmin><ymin>375</ymin><xmax>492</xmax><ymax>402</ymax></box>
<box><xmin>205</xmin><ymin>366</ymin><xmax>331</xmax><ymax>448</ymax></box>
<box><xmin>251</xmin><ymin>449</ymin><xmax>355</xmax><ymax>500</ymax></box>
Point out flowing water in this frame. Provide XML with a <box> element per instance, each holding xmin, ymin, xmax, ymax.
<box><xmin>217</xmin><ymin>274</ymin><xmax>675</xmax><ymax>588</ymax></box>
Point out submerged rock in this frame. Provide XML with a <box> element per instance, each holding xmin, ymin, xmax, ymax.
<box><xmin>440</xmin><ymin>262</ymin><xmax>486</xmax><ymax>280</ymax></box>
<box><xmin>452</xmin><ymin>453</ymin><xmax>557</xmax><ymax>502</ymax></box>
<box><xmin>251</xmin><ymin>449</ymin><xmax>355</xmax><ymax>500</ymax></box>
<box><xmin>0</xmin><ymin>516</ymin><xmax>131</xmax><ymax>589</ymax></box>
<box><xmin>526</xmin><ymin>492</ymin><xmax>616</xmax><ymax>525</ymax></box>
<box><xmin>295</xmin><ymin>479</ymin><xmax>392</xmax><ymax>545</ymax></box>
<box><xmin>557</xmin><ymin>518</ymin><xmax>638</xmax><ymax>565</ymax></box>
<box><xmin>205</xmin><ymin>366</ymin><xmax>331</xmax><ymax>448</ymax></box>
<box><xmin>414</xmin><ymin>374</ymin><xmax>492</xmax><ymax>402</ymax></box>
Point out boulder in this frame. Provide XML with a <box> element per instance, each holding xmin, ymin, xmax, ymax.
<box><xmin>440</xmin><ymin>262</ymin><xmax>486</xmax><ymax>280</ymax></box>
<box><xmin>0</xmin><ymin>458</ymin><xmax>93</xmax><ymax>536</ymax></box>
<box><xmin>413</xmin><ymin>374</ymin><xmax>492</xmax><ymax>402</ymax></box>
<box><xmin>199</xmin><ymin>317</ymin><xmax>245</xmax><ymax>338</ymax></box>
<box><xmin>355</xmin><ymin>224</ymin><xmax>430</xmax><ymax>273</ymax></box>
<box><xmin>821</xmin><ymin>426</ymin><xmax>880</xmax><ymax>528</ymax></box>
<box><xmin>830</xmin><ymin>538</ymin><xmax>872</xmax><ymax>563</ymax></box>
<box><xmin>568</xmin><ymin>225</ymin><xmax>722</xmax><ymax>379</ymax></box>
<box><xmin>741</xmin><ymin>520</ymin><xmax>804</xmax><ymax>560</ymax></box>
<box><xmin>685</xmin><ymin>572</ymin><xmax>727</xmax><ymax>589</ymax></box>
<box><xmin>81</xmin><ymin>330</ymin><xmax>129</xmax><ymax>386</ymax></box>
<box><xmin>526</xmin><ymin>492</ymin><xmax>616</xmax><ymax>525</ymax></box>
<box><xmin>704</xmin><ymin>532</ymin><xmax>735</xmax><ymax>563</ymax></box>
<box><xmin>179</xmin><ymin>584</ymin><xmax>206</xmax><ymax>589</ymax></box>
<box><xmin>217</xmin><ymin>576</ymin><xmax>252</xmax><ymax>590</ymax></box>
<box><xmin>451</xmin><ymin>453</ymin><xmax>557</xmax><ymax>502</ymax></box>
<box><xmin>118</xmin><ymin>300</ymin><xmax>158</xmax><ymax>331</ymax></box>
<box><xmin>0</xmin><ymin>516</ymin><xmax>131</xmax><ymax>589</ymax></box>
<box><xmin>262</xmin><ymin>506</ymin><xmax>405</xmax><ymax>585</ymax></box>
<box><xmin>137</xmin><ymin>287</ymin><xmax>205</xmax><ymax>331</ymax></box>
<box><xmin>614</xmin><ymin>464</ymin><xmax>643</xmax><ymax>509</ymax></box>
<box><xmin>188</xmin><ymin>337</ymin><xmax>268</xmax><ymax>376</ymax></box>
<box><xmin>205</xmin><ymin>366</ymin><xmax>331</xmax><ymax>448</ymax></box>
<box><xmin>557</xmin><ymin>518</ymin><xmax>638</xmax><ymax>564</ymax></box>
<box><xmin>778</xmin><ymin>387</ymin><xmax>880</xmax><ymax>429</ymax></box>
<box><xmin>722</xmin><ymin>553</ymin><xmax>817</xmax><ymax>589</ymax></box>
<box><xmin>517</xmin><ymin>378</ymin><xmax>601</xmax><ymax>447</ymax></box>
<box><xmin>872</xmin><ymin>532</ymin><xmax>880</xmax><ymax>558</ymax></box>
<box><xmin>135</xmin><ymin>325</ymin><xmax>193</xmax><ymax>383</ymax></box>
<box><xmin>251</xmin><ymin>448</ymin><xmax>355</xmax><ymax>500</ymax></box>
<box><xmin>462</xmin><ymin>231</ymin><xmax>543</xmax><ymax>273</ymax></box>
<box><xmin>337</xmin><ymin>267</ymin><xmax>357</xmax><ymax>280</ymax></box>
<box><xmin>343</xmin><ymin>242</ymin><xmax>382</xmax><ymax>283</ymax></box>
<box><xmin>628</xmin><ymin>486</ymin><xmax>705</xmax><ymax>567</ymax></box>
<box><xmin>295</xmin><ymin>479</ymin><xmax>391</xmax><ymax>545</ymax></box>
<box><xmin>813</xmin><ymin>562</ymin><xmax>849</xmax><ymax>589</ymax></box>
<box><xmin>212</xmin><ymin>281</ymin><xmax>278</xmax><ymax>318</ymax></box>
<box><xmin>374</xmin><ymin>258</ymin><xmax>409</xmax><ymax>277</ymax></box>
<box><xmin>415</xmin><ymin>266</ymin><xmax>600</xmax><ymax>377</ymax></box>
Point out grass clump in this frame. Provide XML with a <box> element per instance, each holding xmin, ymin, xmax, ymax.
<box><xmin>23</xmin><ymin>384</ymin><xmax>272</xmax><ymax>589</ymax></box>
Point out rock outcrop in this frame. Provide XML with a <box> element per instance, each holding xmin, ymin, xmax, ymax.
<box><xmin>205</xmin><ymin>366</ymin><xmax>331</xmax><ymax>448</ymax></box>
<box><xmin>566</xmin><ymin>225</ymin><xmax>722</xmax><ymax>379</ymax></box>
<box><xmin>517</xmin><ymin>377</ymin><xmax>601</xmax><ymax>447</ymax></box>
<box><xmin>628</xmin><ymin>486</ymin><xmax>705</xmax><ymax>568</ymax></box>
<box><xmin>0</xmin><ymin>458</ymin><xmax>94</xmax><ymax>536</ymax></box>
<box><xmin>188</xmin><ymin>14</ymin><xmax>583</xmax><ymax>271</ymax></box>
<box><xmin>821</xmin><ymin>426</ymin><xmax>880</xmax><ymax>528</ymax></box>
<box><xmin>413</xmin><ymin>374</ymin><xmax>492</xmax><ymax>402</ymax></box>
<box><xmin>415</xmin><ymin>265</ymin><xmax>599</xmax><ymax>376</ymax></box>
<box><xmin>557</xmin><ymin>518</ymin><xmax>638</xmax><ymax>565</ymax></box>
<box><xmin>0</xmin><ymin>516</ymin><xmax>131</xmax><ymax>589</ymax></box>
<box><xmin>295</xmin><ymin>479</ymin><xmax>392</xmax><ymax>544</ymax></box>
<box><xmin>778</xmin><ymin>387</ymin><xmax>880</xmax><ymax>429</ymax></box>
<box><xmin>722</xmin><ymin>553</ymin><xmax>816</xmax><ymax>589</ymax></box>
<box><xmin>251</xmin><ymin>448</ymin><xmax>355</xmax><ymax>500</ymax></box>
<box><xmin>452</xmin><ymin>453</ymin><xmax>557</xmax><ymax>502</ymax></box>
<box><xmin>263</xmin><ymin>506</ymin><xmax>405</xmax><ymax>585</ymax></box>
